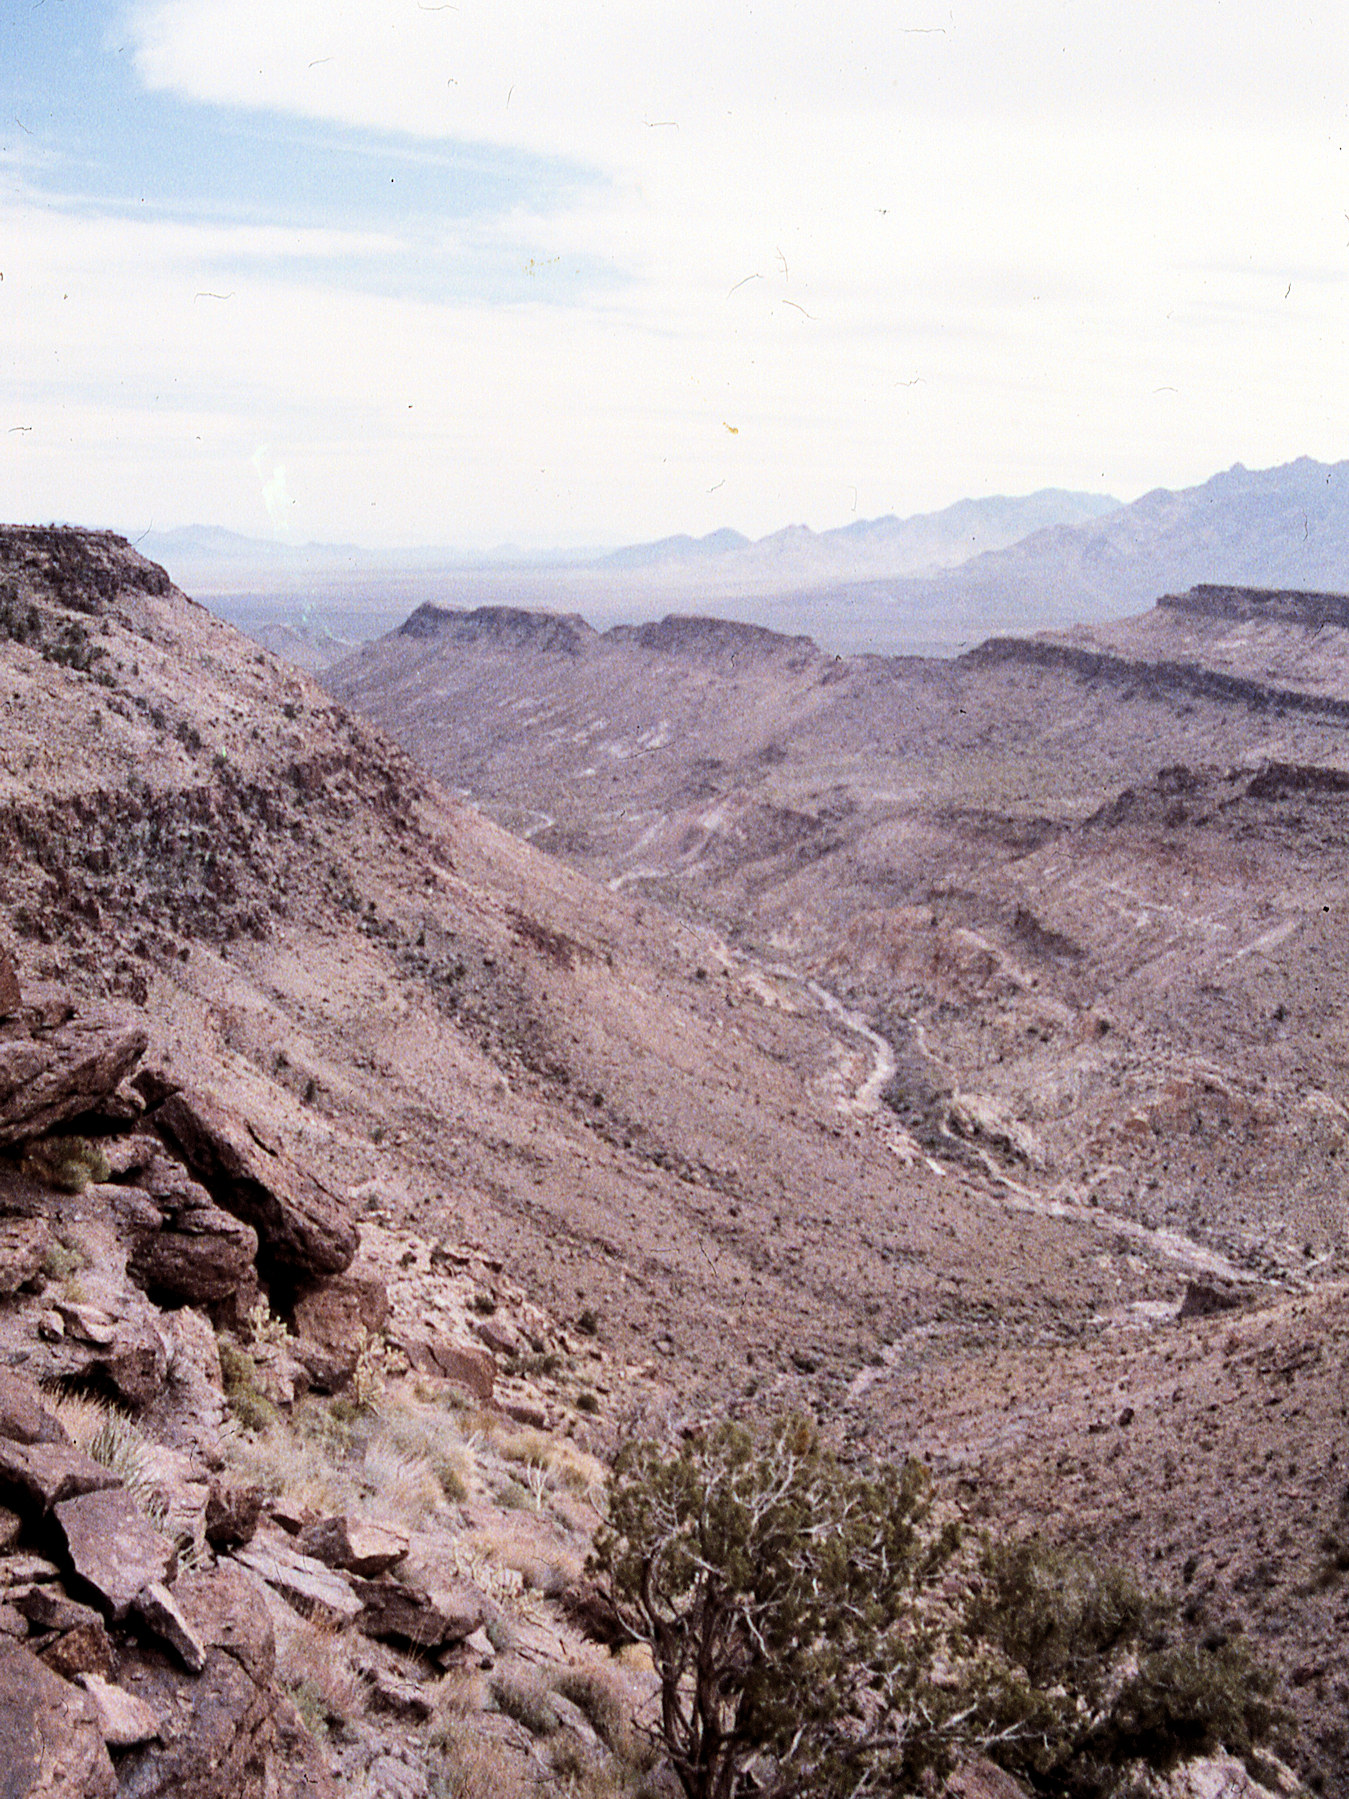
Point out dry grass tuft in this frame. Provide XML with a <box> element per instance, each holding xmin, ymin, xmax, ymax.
<box><xmin>431</xmin><ymin>1730</ymin><xmax>523</xmax><ymax>1799</ymax></box>
<box><xmin>274</xmin><ymin>1611</ymin><xmax>366</xmax><ymax>1731</ymax></box>
<box><xmin>375</xmin><ymin>1398</ymin><xmax>477</xmax><ymax>1504</ymax></box>
<box><xmin>489</xmin><ymin>1665</ymin><xmax>560</xmax><ymax>1737</ymax></box>
<box><xmin>359</xmin><ymin>1442</ymin><xmax>445</xmax><ymax>1526</ymax></box>
<box><xmin>50</xmin><ymin>1394</ymin><xmax>167</xmax><ymax>1525</ymax></box>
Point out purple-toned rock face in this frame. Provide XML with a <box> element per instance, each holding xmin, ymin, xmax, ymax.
<box><xmin>0</xmin><ymin>1011</ymin><xmax>147</xmax><ymax>1147</ymax></box>
<box><xmin>0</xmin><ymin>1639</ymin><xmax>116</xmax><ymax>1798</ymax></box>
<box><xmin>53</xmin><ymin>1488</ymin><xmax>175</xmax><ymax>1619</ymax></box>
<box><xmin>153</xmin><ymin>1088</ymin><xmax>357</xmax><ymax>1280</ymax></box>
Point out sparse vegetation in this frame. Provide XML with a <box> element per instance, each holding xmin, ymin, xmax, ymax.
<box><xmin>968</xmin><ymin>1536</ymin><xmax>1291</xmax><ymax>1797</ymax></box>
<box><xmin>40</xmin><ymin>1234</ymin><xmax>89</xmax><ymax>1280</ymax></box>
<box><xmin>22</xmin><ymin>1135</ymin><xmax>110</xmax><ymax>1194</ymax></box>
<box><xmin>217</xmin><ymin>1337</ymin><xmax>280</xmax><ymax>1434</ymax></box>
<box><xmin>593</xmin><ymin>1416</ymin><xmax>1291</xmax><ymax>1799</ymax></box>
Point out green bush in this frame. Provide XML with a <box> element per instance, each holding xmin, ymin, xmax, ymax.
<box><xmin>23</xmin><ymin>1136</ymin><xmax>110</xmax><ymax>1194</ymax></box>
<box><xmin>967</xmin><ymin>1537</ymin><xmax>1290</xmax><ymax>1798</ymax></box>
<box><xmin>592</xmin><ymin>1419</ymin><xmax>1290</xmax><ymax>1799</ymax></box>
<box><xmin>591</xmin><ymin>1415</ymin><xmax>965</xmax><ymax>1799</ymax></box>
<box><xmin>217</xmin><ymin>1339</ymin><xmax>278</xmax><ymax>1434</ymax></box>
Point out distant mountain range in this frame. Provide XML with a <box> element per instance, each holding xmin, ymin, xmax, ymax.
<box><xmin>597</xmin><ymin>490</ymin><xmax>1121</xmax><ymax>582</ymax></box>
<box><xmin>133</xmin><ymin>458</ymin><xmax>1349</xmax><ymax>659</ymax></box>
<box><xmin>135</xmin><ymin>489</ymin><xmax>1122</xmax><ymax>596</ymax></box>
<box><xmin>761</xmin><ymin>457</ymin><xmax>1349</xmax><ymax>652</ymax></box>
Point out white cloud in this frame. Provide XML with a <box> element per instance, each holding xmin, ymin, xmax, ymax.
<box><xmin>6</xmin><ymin>3</ymin><xmax>1349</xmax><ymax>546</ymax></box>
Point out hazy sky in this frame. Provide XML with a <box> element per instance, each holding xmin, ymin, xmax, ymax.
<box><xmin>5</xmin><ymin>2</ymin><xmax>1349</xmax><ymax>548</ymax></box>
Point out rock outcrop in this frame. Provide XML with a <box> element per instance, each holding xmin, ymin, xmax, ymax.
<box><xmin>154</xmin><ymin>1088</ymin><xmax>358</xmax><ymax>1281</ymax></box>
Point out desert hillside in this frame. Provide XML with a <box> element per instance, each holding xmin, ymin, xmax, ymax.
<box><xmin>327</xmin><ymin>577</ymin><xmax>1349</xmax><ymax>1788</ymax></box>
<box><xmin>0</xmin><ymin>527</ymin><xmax>1345</xmax><ymax>1789</ymax></box>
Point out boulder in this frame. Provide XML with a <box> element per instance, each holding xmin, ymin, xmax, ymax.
<box><xmin>204</xmin><ymin>1479</ymin><xmax>263</xmax><ymax>1550</ymax></box>
<box><xmin>290</xmin><ymin>1272</ymin><xmax>389</xmax><ymax>1391</ymax></box>
<box><xmin>140</xmin><ymin>1307</ymin><xmax>230</xmax><ymax>1465</ymax></box>
<box><xmin>399</xmin><ymin>1335</ymin><xmax>495</xmax><ymax>1403</ymax></box>
<box><xmin>0</xmin><ymin>1441</ymin><xmax>120</xmax><ymax>1513</ymax></box>
<box><xmin>0</xmin><ymin>1640</ymin><xmax>117</xmax><ymax>1796</ymax></box>
<box><xmin>352</xmin><ymin>1574</ymin><xmax>486</xmax><ymax>1649</ymax></box>
<box><xmin>135</xmin><ymin>1444</ymin><xmax>210</xmax><ymax>1548</ymax></box>
<box><xmin>364</xmin><ymin>1664</ymin><xmax>435</xmax><ymax>1721</ymax></box>
<box><xmin>77</xmin><ymin>1671</ymin><xmax>162</xmax><ymax>1748</ymax></box>
<box><xmin>0</xmin><ymin>1011</ymin><xmax>147</xmax><ymax>1148</ymax></box>
<box><xmin>0</xmin><ymin>1219</ymin><xmax>52</xmax><ymax>1297</ymax></box>
<box><xmin>39</xmin><ymin>1621</ymin><xmax>114</xmax><ymax>1681</ymax></box>
<box><xmin>53</xmin><ymin>1488</ymin><xmax>175</xmax><ymax>1618</ymax></box>
<box><xmin>0</xmin><ymin>951</ymin><xmax>21</xmax><ymax>1021</ymax></box>
<box><xmin>266</xmin><ymin>1494</ymin><xmax>313</xmax><ymax>1536</ymax></box>
<box><xmin>98</xmin><ymin>1133</ymin><xmax>161</xmax><ymax>1179</ymax></box>
<box><xmin>231</xmin><ymin>1538</ymin><xmax>363</xmax><ymax>1625</ymax></box>
<box><xmin>133</xmin><ymin>1581</ymin><xmax>207</xmax><ymax>1673</ymax></box>
<box><xmin>0</xmin><ymin>1369</ymin><xmax>70</xmax><ymax>1446</ymax></box>
<box><xmin>33</xmin><ymin>1293</ymin><xmax>171</xmax><ymax>1412</ymax></box>
<box><xmin>0</xmin><ymin>1505</ymin><xmax>22</xmax><ymax>1549</ymax></box>
<box><xmin>14</xmin><ymin>1586</ymin><xmax>104</xmax><ymax>1633</ymax></box>
<box><xmin>90</xmin><ymin>1314</ymin><xmax>170</xmax><ymax>1411</ymax></box>
<box><xmin>1178</xmin><ymin>1278</ymin><xmax>1249</xmax><ymax>1320</ymax></box>
<box><xmin>294</xmin><ymin>1514</ymin><xmax>409</xmax><ymax>1578</ymax></box>
<box><xmin>128</xmin><ymin>1158</ymin><xmax>259</xmax><ymax>1306</ymax></box>
<box><xmin>170</xmin><ymin>1564</ymin><xmax>275</xmax><ymax>1685</ymax></box>
<box><xmin>112</xmin><ymin>1591</ymin><xmax>337</xmax><ymax>1799</ymax></box>
<box><xmin>155</xmin><ymin>1089</ymin><xmax>358</xmax><ymax>1279</ymax></box>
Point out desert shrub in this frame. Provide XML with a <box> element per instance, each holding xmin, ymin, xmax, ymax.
<box><xmin>494</xmin><ymin>1477</ymin><xmax>534</xmax><ymax>1511</ymax></box>
<box><xmin>276</xmin><ymin>1616</ymin><xmax>365</xmax><ymax>1734</ymax></box>
<box><xmin>490</xmin><ymin>1667</ymin><xmax>560</xmax><ymax>1736</ymax></box>
<box><xmin>40</xmin><ymin>1237</ymin><xmax>87</xmax><ymax>1281</ymax></box>
<box><xmin>554</xmin><ymin>1659</ymin><xmax>653</xmax><ymax>1768</ymax></box>
<box><xmin>217</xmin><ymin>1338</ymin><xmax>279</xmax><ymax>1434</ymax></box>
<box><xmin>22</xmin><ymin>1136</ymin><xmax>110</xmax><ymax>1194</ymax></box>
<box><xmin>591</xmin><ymin>1414</ymin><xmax>965</xmax><ymax>1799</ymax></box>
<box><xmin>967</xmin><ymin>1536</ymin><xmax>1291</xmax><ymax>1797</ymax></box>
<box><xmin>285</xmin><ymin>1679</ymin><xmax>331</xmax><ymax>1741</ymax></box>
<box><xmin>593</xmin><ymin>1419</ymin><xmax>1290</xmax><ymax>1799</ymax></box>
<box><xmin>430</xmin><ymin>1732</ymin><xmax>520</xmax><ymax>1799</ymax></box>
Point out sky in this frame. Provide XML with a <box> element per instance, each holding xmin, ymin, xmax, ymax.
<box><xmin>4</xmin><ymin>2</ymin><xmax>1349</xmax><ymax>550</ymax></box>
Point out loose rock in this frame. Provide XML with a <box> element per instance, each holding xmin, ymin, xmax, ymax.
<box><xmin>54</xmin><ymin>1487</ymin><xmax>175</xmax><ymax>1618</ymax></box>
<box><xmin>154</xmin><ymin>1088</ymin><xmax>358</xmax><ymax>1279</ymax></box>
<box><xmin>39</xmin><ymin>1620</ymin><xmax>114</xmax><ymax>1681</ymax></box>
<box><xmin>78</xmin><ymin>1670</ymin><xmax>162</xmax><ymax>1747</ymax></box>
<box><xmin>232</xmin><ymin>1538</ymin><xmax>363</xmax><ymax>1625</ymax></box>
<box><xmin>0</xmin><ymin>1441</ymin><xmax>119</xmax><ymax>1513</ymax></box>
<box><xmin>294</xmin><ymin>1514</ymin><xmax>409</xmax><ymax>1578</ymax></box>
<box><xmin>352</xmin><ymin>1574</ymin><xmax>486</xmax><ymax>1649</ymax></box>
<box><xmin>205</xmin><ymin>1479</ymin><xmax>263</xmax><ymax>1550</ymax></box>
<box><xmin>0</xmin><ymin>1010</ymin><xmax>148</xmax><ymax>1148</ymax></box>
<box><xmin>0</xmin><ymin>1638</ymin><xmax>116</xmax><ymax>1798</ymax></box>
<box><xmin>0</xmin><ymin>1219</ymin><xmax>52</xmax><ymax>1298</ymax></box>
<box><xmin>134</xmin><ymin>1581</ymin><xmax>208</xmax><ymax>1673</ymax></box>
<box><xmin>0</xmin><ymin>1368</ymin><xmax>69</xmax><ymax>1446</ymax></box>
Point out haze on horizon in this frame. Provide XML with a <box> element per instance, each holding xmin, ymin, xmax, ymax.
<box><xmin>5</xmin><ymin>2</ymin><xmax>1349</xmax><ymax>552</ymax></box>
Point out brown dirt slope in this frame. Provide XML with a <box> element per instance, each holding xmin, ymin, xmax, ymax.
<box><xmin>325</xmin><ymin>583</ymin><xmax>1349</xmax><ymax>1791</ymax></box>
